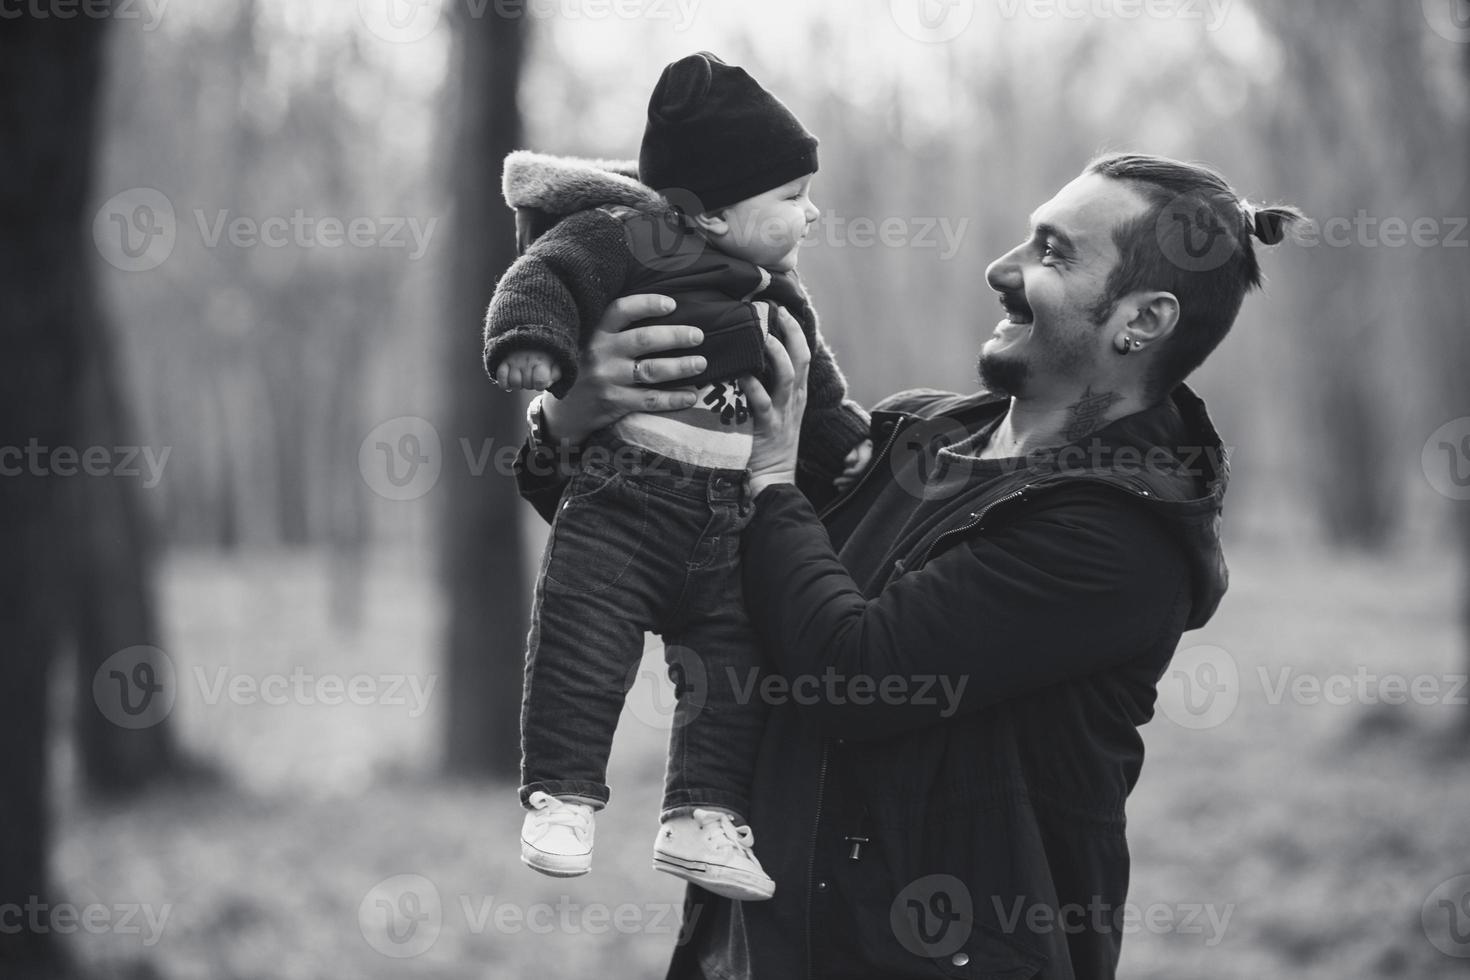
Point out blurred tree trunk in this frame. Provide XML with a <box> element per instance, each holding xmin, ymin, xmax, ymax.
<box><xmin>1456</xmin><ymin>40</ymin><xmax>1470</xmax><ymax>732</ymax></box>
<box><xmin>69</xmin><ymin>320</ymin><xmax>187</xmax><ymax>797</ymax></box>
<box><xmin>441</xmin><ymin>4</ymin><xmax>529</xmax><ymax>777</ymax></box>
<box><xmin>0</xmin><ymin>9</ymin><xmax>109</xmax><ymax>970</ymax></box>
<box><xmin>1255</xmin><ymin>0</ymin><xmax>1404</xmax><ymax>548</ymax></box>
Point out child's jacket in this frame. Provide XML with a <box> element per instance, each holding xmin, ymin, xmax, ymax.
<box><xmin>483</xmin><ymin>151</ymin><xmax>868</xmax><ymax>484</ymax></box>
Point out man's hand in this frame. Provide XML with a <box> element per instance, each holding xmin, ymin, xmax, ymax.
<box><xmin>744</xmin><ymin>306</ymin><xmax>809</xmax><ymax>498</ymax></box>
<box><xmin>496</xmin><ymin>350</ymin><xmax>562</xmax><ymax>392</ymax></box>
<box><xmin>539</xmin><ymin>294</ymin><xmax>708</xmax><ymax>447</ymax></box>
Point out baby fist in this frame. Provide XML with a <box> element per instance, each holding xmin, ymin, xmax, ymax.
<box><xmin>497</xmin><ymin>351</ymin><xmax>563</xmax><ymax>392</ymax></box>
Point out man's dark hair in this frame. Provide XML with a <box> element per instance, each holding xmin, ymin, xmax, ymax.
<box><xmin>1085</xmin><ymin>153</ymin><xmax>1302</xmax><ymax>400</ymax></box>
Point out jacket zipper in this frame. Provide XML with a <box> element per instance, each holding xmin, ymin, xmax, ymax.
<box><xmin>817</xmin><ymin>414</ymin><xmax>908</xmax><ymax>522</ymax></box>
<box><xmin>805</xmin><ymin>743</ymin><xmax>829</xmax><ymax>980</ymax></box>
<box><xmin>803</xmin><ymin>417</ymin><xmax>911</xmax><ymax>975</ymax></box>
<box><xmin>912</xmin><ymin>485</ymin><xmax>1031</xmax><ymax>571</ymax></box>
<box><xmin>912</xmin><ymin>476</ymin><xmax>1157</xmax><ymax>572</ymax></box>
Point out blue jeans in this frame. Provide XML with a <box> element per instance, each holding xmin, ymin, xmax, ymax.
<box><xmin>520</xmin><ymin>430</ymin><xmax>766</xmax><ymax>820</ymax></box>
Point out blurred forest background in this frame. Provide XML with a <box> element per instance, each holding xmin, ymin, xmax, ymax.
<box><xmin>3</xmin><ymin>0</ymin><xmax>1470</xmax><ymax>978</ymax></box>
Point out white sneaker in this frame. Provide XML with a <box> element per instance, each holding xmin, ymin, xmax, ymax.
<box><xmin>520</xmin><ymin>791</ymin><xmax>595</xmax><ymax>878</ymax></box>
<box><xmin>653</xmin><ymin>809</ymin><xmax>776</xmax><ymax>901</ymax></box>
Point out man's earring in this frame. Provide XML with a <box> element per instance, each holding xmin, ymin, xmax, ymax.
<box><xmin>1117</xmin><ymin>334</ymin><xmax>1133</xmax><ymax>355</ymax></box>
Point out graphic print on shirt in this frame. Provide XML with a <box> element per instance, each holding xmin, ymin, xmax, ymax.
<box><xmin>702</xmin><ymin>378</ymin><xmax>749</xmax><ymax>427</ymax></box>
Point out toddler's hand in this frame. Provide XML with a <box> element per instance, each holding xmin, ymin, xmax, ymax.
<box><xmin>497</xmin><ymin>350</ymin><xmax>563</xmax><ymax>392</ymax></box>
<box><xmin>833</xmin><ymin>438</ymin><xmax>874</xmax><ymax>493</ymax></box>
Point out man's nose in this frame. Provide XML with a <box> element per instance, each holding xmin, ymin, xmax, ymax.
<box><xmin>985</xmin><ymin>247</ymin><xmax>1022</xmax><ymax>292</ymax></box>
<box><xmin>805</xmin><ymin>200</ymin><xmax>820</xmax><ymax>224</ymax></box>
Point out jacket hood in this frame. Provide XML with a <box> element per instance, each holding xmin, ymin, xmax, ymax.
<box><xmin>502</xmin><ymin>151</ymin><xmax>664</xmax><ymax>216</ymax></box>
<box><xmin>1038</xmin><ymin>383</ymin><xmax>1230</xmax><ymax>630</ymax></box>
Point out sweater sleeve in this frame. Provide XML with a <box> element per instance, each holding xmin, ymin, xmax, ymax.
<box><xmin>740</xmin><ymin>483</ymin><xmax>1190</xmax><ymax>740</ymax></box>
<box><xmin>769</xmin><ymin>274</ymin><xmax>871</xmax><ymax>496</ymax></box>
<box><xmin>483</xmin><ymin>208</ymin><xmax>634</xmax><ymax>399</ymax></box>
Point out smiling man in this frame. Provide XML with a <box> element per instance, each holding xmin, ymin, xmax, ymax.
<box><xmin>514</xmin><ymin>153</ymin><xmax>1299</xmax><ymax>979</ymax></box>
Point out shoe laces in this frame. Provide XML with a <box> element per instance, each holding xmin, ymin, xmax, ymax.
<box><xmin>528</xmin><ymin>792</ymin><xmax>593</xmax><ymax>838</ymax></box>
<box><xmin>691</xmin><ymin>808</ymin><xmax>755</xmax><ymax>856</ymax></box>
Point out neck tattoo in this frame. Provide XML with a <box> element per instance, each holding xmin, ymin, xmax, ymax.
<box><xmin>1064</xmin><ymin>385</ymin><xmax>1125</xmax><ymax>443</ymax></box>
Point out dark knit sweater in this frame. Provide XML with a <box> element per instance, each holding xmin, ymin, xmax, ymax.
<box><xmin>483</xmin><ymin>151</ymin><xmax>869</xmax><ymax>483</ymax></box>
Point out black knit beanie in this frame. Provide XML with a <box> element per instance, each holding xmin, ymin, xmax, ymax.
<box><xmin>639</xmin><ymin>52</ymin><xmax>819</xmax><ymax>215</ymax></box>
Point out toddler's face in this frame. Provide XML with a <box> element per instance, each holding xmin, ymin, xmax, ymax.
<box><xmin>704</xmin><ymin>174</ymin><xmax>819</xmax><ymax>272</ymax></box>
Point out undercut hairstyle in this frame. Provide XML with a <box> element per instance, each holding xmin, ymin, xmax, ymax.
<box><xmin>1085</xmin><ymin>153</ymin><xmax>1303</xmax><ymax>400</ymax></box>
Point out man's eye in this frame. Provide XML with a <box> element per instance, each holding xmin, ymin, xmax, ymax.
<box><xmin>1041</xmin><ymin>242</ymin><xmax>1061</xmax><ymax>260</ymax></box>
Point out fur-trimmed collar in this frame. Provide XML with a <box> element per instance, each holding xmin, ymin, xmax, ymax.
<box><xmin>502</xmin><ymin>151</ymin><xmax>664</xmax><ymax>216</ymax></box>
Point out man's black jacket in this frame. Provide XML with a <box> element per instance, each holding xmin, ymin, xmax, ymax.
<box><xmin>514</xmin><ymin>384</ymin><xmax>1230</xmax><ymax>980</ymax></box>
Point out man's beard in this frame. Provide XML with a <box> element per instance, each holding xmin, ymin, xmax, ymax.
<box><xmin>977</xmin><ymin>348</ymin><xmax>1029</xmax><ymax>396</ymax></box>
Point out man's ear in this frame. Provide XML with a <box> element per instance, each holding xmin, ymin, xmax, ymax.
<box><xmin>1124</xmin><ymin>291</ymin><xmax>1180</xmax><ymax>346</ymax></box>
<box><xmin>692</xmin><ymin>209</ymin><xmax>729</xmax><ymax>238</ymax></box>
